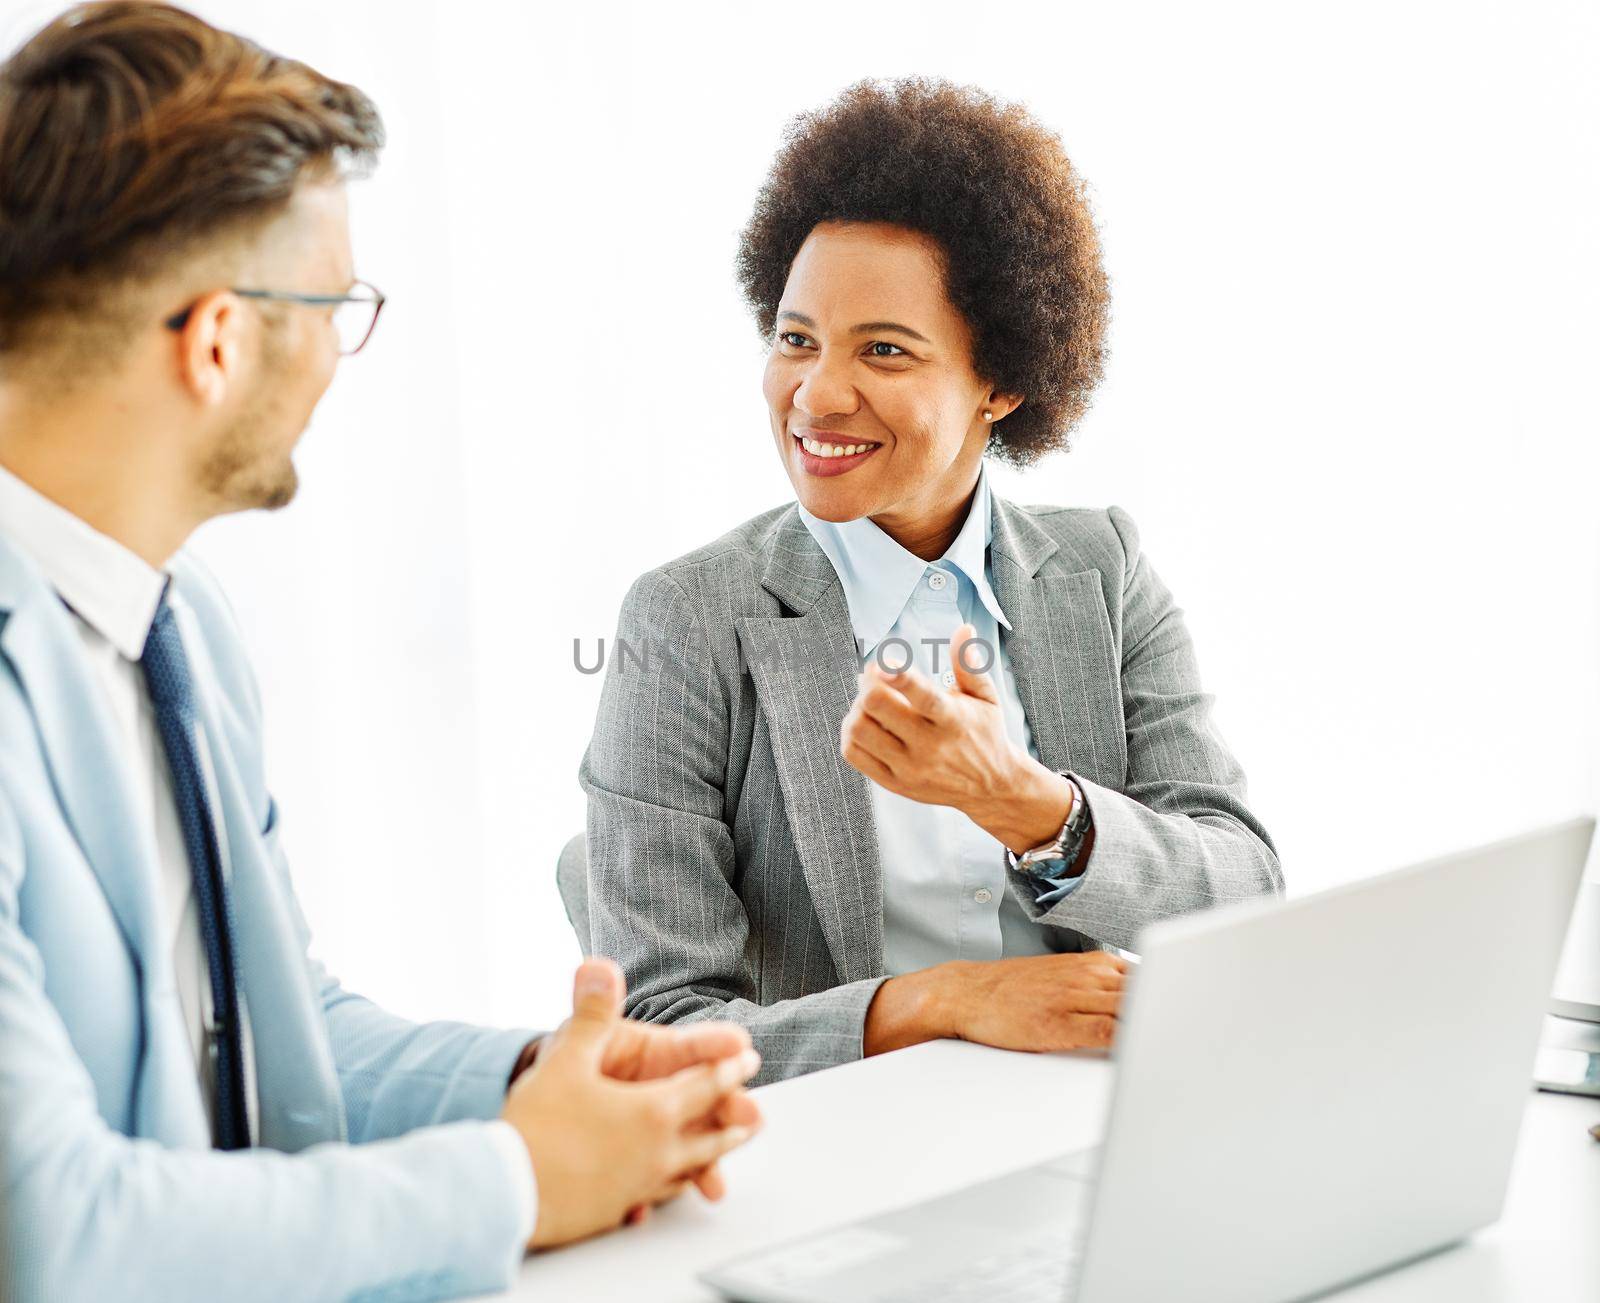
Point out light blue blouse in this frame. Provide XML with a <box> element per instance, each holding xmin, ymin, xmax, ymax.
<box><xmin>797</xmin><ymin>464</ymin><xmax>1084</xmax><ymax>977</ymax></box>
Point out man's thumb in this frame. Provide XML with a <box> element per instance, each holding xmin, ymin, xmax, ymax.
<box><xmin>562</xmin><ymin>956</ymin><xmax>625</xmax><ymax>1059</ymax></box>
<box><xmin>951</xmin><ymin>624</ymin><xmax>999</xmax><ymax>702</ymax></box>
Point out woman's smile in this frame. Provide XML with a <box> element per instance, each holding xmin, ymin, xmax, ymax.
<box><xmin>791</xmin><ymin>428</ymin><xmax>883</xmax><ymax>477</ymax></box>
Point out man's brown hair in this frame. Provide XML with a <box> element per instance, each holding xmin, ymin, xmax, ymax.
<box><xmin>0</xmin><ymin>0</ymin><xmax>383</xmax><ymax>358</ymax></box>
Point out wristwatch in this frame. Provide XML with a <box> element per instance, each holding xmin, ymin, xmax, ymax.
<box><xmin>1006</xmin><ymin>774</ymin><xmax>1092</xmax><ymax>879</ymax></box>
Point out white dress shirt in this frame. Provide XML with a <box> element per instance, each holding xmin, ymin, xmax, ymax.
<box><xmin>798</xmin><ymin>463</ymin><xmax>1085</xmax><ymax>976</ymax></box>
<box><xmin>0</xmin><ymin>464</ymin><xmax>534</xmax><ymax>1243</ymax></box>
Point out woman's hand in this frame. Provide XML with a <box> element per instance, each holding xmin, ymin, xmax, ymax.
<box><xmin>939</xmin><ymin>951</ymin><xmax>1126</xmax><ymax>1051</ymax></box>
<box><xmin>839</xmin><ymin>624</ymin><xmax>1077</xmax><ymax>853</ymax></box>
<box><xmin>863</xmin><ymin>952</ymin><xmax>1128</xmax><ymax>1057</ymax></box>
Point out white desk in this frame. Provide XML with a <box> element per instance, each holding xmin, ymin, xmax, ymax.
<box><xmin>500</xmin><ymin>1040</ymin><xmax>1599</xmax><ymax>1302</ymax></box>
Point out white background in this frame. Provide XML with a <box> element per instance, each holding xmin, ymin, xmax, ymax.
<box><xmin>7</xmin><ymin>0</ymin><xmax>1595</xmax><ymax>1031</ymax></box>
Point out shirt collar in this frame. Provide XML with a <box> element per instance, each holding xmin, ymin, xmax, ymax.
<box><xmin>0</xmin><ymin>462</ymin><xmax>167</xmax><ymax>660</ymax></box>
<box><xmin>797</xmin><ymin>461</ymin><xmax>1012</xmax><ymax>655</ymax></box>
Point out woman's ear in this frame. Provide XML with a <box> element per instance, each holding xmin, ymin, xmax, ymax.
<box><xmin>981</xmin><ymin>392</ymin><xmax>1025</xmax><ymax>424</ymax></box>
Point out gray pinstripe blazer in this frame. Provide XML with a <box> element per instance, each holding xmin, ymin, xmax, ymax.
<box><xmin>578</xmin><ymin>494</ymin><xmax>1282</xmax><ymax>1083</ymax></box>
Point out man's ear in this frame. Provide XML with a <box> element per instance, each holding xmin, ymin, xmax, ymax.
<box><xmin>174</xmin><ymin>289</ymin><xmax>245</xmax><ymax>406</ymax></box>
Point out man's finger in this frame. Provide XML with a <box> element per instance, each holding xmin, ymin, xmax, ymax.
<box><xmin>693</xmin><ymin>1161</ymin><xmax>728</xmax><ymax>1202</ymax></box>
<box><xmin>555</xmin><ymin>956</ymin><xmax>625</xmax><ymax>1066</ymax></box>
<box><xmin>659</xmin><ymin>1048</ymin><xmax>762</xmax><ymax>1124</ymax></box>
<box><xmin>714</xmin><ymin>1090</ymin><xmax>762</xmax><ymax>1129</ymax></box>
<box><xmin>662</xmin><ymin>1018</ymin><xmax>748</xmax><ymax>1069</ymax></box>
<box><xmin>647</xmin><ymin>1178</ymin><xmax>693</xmax><ymax>1210</ymax></box>
<box><xmin>630</xmin><ymin>1020</ymin><xmax>752</xmax><ymax>1078</ymax></box>
<box><xmin>676</xmin><ymin>1123</ymin><xmax>760</xmax><ymax>1174</ymax></box>
<box><xmin>656</xmin><ymin>1056</ymin><xmax>761</xmax><ymax>1126</ymax></box>
<box><xmin>684</xmin><ymin>1087</ymin><xmax>761</xmax><ymax>1135</ymax></box>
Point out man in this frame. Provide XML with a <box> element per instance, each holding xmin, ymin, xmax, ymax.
<box><xmin>0</xmin><ymin>4</ymin><xmax>761</xmax><ymax>1300</ymax></box>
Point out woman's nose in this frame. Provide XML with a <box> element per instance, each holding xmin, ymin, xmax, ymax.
<box><xmin>792</xmin><ymin>352</ymin><xmax>858</xmax><ymax>418</ymax></box>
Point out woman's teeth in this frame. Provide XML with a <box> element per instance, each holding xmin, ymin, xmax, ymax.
<box><xmin>800</xmin><ymin>436</ymin><xmax>876</xmax><ymax>458</ymax></box>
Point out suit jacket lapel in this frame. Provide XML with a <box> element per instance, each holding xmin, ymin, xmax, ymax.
<box><xmin>990</xmin><ymin>499</ymin><xmax>1128</xmax><ymax>790</ymax></box>
<box><xmin>735</xmin><ymin>510</ymin><xmax>884</xmax><ymax>983</ymax></box>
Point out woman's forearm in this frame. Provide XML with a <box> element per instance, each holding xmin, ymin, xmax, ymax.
<box><xmin>863</xmin><ymin>964</ymin><xmax>963</xmax><ymax>1056</ymax></box>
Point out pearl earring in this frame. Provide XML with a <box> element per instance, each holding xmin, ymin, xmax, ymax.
<box><xmin>983</xmin><ymin>410</ymin><xmax>994</xmax><ymax>422</ymax></box>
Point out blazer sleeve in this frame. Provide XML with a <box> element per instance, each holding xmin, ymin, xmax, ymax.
<box><xmin>257</xmin><ymin>801</ymin><xmax>538</xmax><ymax>1142</ymax></box>
<box><xmin>580</xmin><ymin>569</ymin><xmax>888</xmax><ymax>1084</ymax></box>
<box><xmin>0</xmin><ymin>790</ymin><xmax>527</xmax><ymax>1303</ymax></box>
<box><xmin>1007</xmin><ymin>506</ymin><xmax>1284</xmax><ymax>949</ymax></box>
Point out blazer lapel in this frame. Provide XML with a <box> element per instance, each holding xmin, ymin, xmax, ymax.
<box><xmin>990</xmin><ymin>499</ymin><xmax>1128</xmax><ymax>789</ymax></box>
<box><xmin>172</xmin><ymin>593</ymin><xmax>346</xmax><ymax>1151</ymax></box>
<box><xmin>735</xmin><ymin>510</ymin><xmax>884</xmax><ymax>983</ymax></box>
<box><xmin>0</xmin><ymin>542</ymin><xmax>165</xmax><ymax>981</ymax></box>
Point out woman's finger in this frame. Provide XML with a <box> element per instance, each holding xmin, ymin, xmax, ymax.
<box><xmin>882</xmin><ymin>665</ymin><xmax>949</xmax><ymax>722</ymax></box>
<box><xmin>846</xmin><ymin>711</ymin><xmax>907</xmax><ymax>763</ymax></box>
<box><xmin>1048</xmin><ymin>1013</ymin><xmax>1116</xmax><ymax>1049</ymax></box>
<box><xmin>858</xmin><ymin>679</ymin><xmax>926</xmax><ymax>744</ymax></box>
<box><xmin>842</xmin><ymin>735</ymin><xmax>899</xmax><ymax>789</ymax></box>
<box><xmin>1054</xmin><ymin>989</ymin><xmax>1121</xmax><ymax>1017</ymax></box>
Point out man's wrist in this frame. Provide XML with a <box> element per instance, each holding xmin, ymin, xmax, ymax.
<box><xmin>485</xmin><ymin>1118</ymin><xmax>539</xmax><ymax>1248</ymax></box>
<box><xmin>507</xmin><ymin>1037</ymin><xmax>543</xmax><ymax>1090</ymax></box>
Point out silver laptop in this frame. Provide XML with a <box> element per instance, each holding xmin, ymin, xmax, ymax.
<box><xmin>701</xmin><ymin>817</ymin><xmax>1593</xmax><ymax>1303</ymax></box>
<box><xmin>1549</xmin><ymin>880</ymin><xmax>1600</xmax><ymax>1024</ymax></box>
<box><xmin>1535</xmin><ymin>877</ymin><xmax>1600</xmax><ymax>1096</ymax></box>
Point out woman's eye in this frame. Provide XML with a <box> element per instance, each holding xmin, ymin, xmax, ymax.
<box><xmin>778</xmin><ymin>331</ymin><xmax>810</xmax><ymax>348</ymax></box>
<box><xmin>868</xmin><ymin>341</ymin><xmax>906</xmax><ymax>358</ymax></box>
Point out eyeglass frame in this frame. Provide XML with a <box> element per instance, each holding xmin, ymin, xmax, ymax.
<box><xmin>163</xmin><ymin>279</ymin><xmax>387</xmax><ymax>356</ymax></box>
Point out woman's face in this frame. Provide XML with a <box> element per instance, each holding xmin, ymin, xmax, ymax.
<box><xmin>763</xmin><ymin>221</ymin><xmax>1017</xmax><ymax>535</ymax></box>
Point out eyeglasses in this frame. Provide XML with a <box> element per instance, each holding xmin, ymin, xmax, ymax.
<box><xmin>163</xmin><ymin>279</ymin><xmax>387</xmax><ymax>356</ymax></box>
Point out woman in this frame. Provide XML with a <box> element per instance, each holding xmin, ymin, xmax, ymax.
<box><xmin>579</xmin><ymin>79</ymin><xmax>1281</xmax><ymax>1083</ymax></box>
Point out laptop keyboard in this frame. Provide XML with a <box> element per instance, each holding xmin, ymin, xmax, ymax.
<box><xmin>874</xmin><ymin>1247</ymin><xmax>1079</xmax><ymax>1303</ymax></box>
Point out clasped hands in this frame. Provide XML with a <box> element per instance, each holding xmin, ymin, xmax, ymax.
<box><xmin>502</xmin><ymin>957</ymin><xmax>763</xmax><ymax>1251</ymax></box>
<box><xmin>840</xmin><ymin>623</ymin><xmax>1128</xmax><ymax>1058</ymax></box>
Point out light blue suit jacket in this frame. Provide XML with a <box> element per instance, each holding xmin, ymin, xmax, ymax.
<box><xmin>0</xmin><ymin>534</ymin><xmax>534</xmax><ymax>1302</ymax></box>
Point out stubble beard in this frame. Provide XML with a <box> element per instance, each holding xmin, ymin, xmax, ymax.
<box><xmin>199</xmin><ymin>328</ymin><xmax>302</xmax><ymax>513</ymax></box>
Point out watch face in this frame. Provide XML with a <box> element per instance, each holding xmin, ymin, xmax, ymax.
<box><xmin>1021</xmin><ymin>854</ymin><xmax>1072</xmax><ymax>879</ymax></box>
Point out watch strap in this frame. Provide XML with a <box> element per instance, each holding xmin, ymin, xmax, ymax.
<box><xmin>1006</xmin><ymin>775</ymin><xmax>1092</xmax><ymax>878</ymax></box>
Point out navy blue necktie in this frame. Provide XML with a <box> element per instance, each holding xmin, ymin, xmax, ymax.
<box><xmin>139</xmin><ymin>595</ymin><xmax>251</xmax><ymax>1151</ymax></box>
